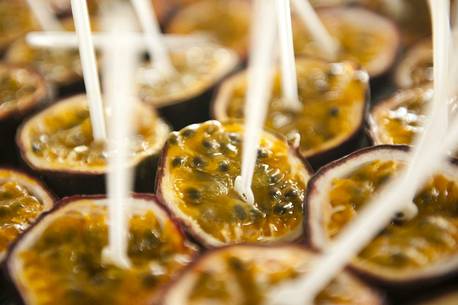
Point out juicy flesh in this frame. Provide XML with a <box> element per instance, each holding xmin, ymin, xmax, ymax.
<box><xmin>0</xmin><ymin>182</ymin><xmax>43</xmax><ymax>254</ymax></box>
<box><xmin>180</xmin><ymin>249</ymin><xmax>377</xmax><ymax>305</ymax></box>
<box><xmin>28</xmin><ymin>100</ymin><xmax>160</xmax><ymax>170</ymax></box>
<box><xmin>17</xmin><ymin>200</ymin><xmax>195</xmax><ymax>305</ymax></box>
<box><xmin>138</xmin><ymin>45</ymin><xmax>228</xmax><ymax>105</ymax></box>
<box><xmin>0</xmin><ymin>67</ymin><xmax>38</xmax><ymax>113</ymax></box>
<box><xmin>374</xmin><ymin>88</ymin><xmax>430</xmax><ymax>145</ymax></box>
<box><xmin>225</xmin><ymin>60</ymin><xmax>366</xmax><ymax>157</ymax></box>
<box><xmin>166</xmin><ymin>121</ymin><xmax>307</xmax><ymax>244</ymax></box>
<box><xmin>328</xmin><ymin>160</ymin><xmax>458</xmax><ymax>270</ymax></box>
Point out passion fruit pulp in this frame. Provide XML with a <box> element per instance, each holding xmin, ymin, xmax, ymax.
<box><xmin>0</xmin><ymin>168</ymin><xmax>54</xmax><ymax>262</ymax></box>
<box><xmin>306</xmin><ymin>145</ymin><xmax>458</xmax><ymax>287</ymax></box>
<box><xmin>156</xmin><ymin>120</ymin><xmax>312</xmax><ymax>247</ymax></box>
<box><xmin>0</xmin><ymin>64</ymin><xmax>50</xmax><ymax>165</ymax></box>
<box><xmin>7</xmin><ymin>195</ymin><xmax>196</xmax><ymax>305</ymax></box>
<box><xmin>17</xmin><ymin>94</ymin><xmax>170</xmax><ymax>197</ymax></box>
<box><xmin>394</xmin><ymin>39</ymin><xmax>432</xmax><ymax>89</ymax></box>
<box><xmin>137</xmin><ymin>44</ymin><xmax>238</xmax><ymax>129</ymax></box>
<box><xmin>165</xmin><ymin>0</ymin><xmax>251</xmax><ymax>58</ymax></box>
<box><xmin>369</xmin><ymin>86</ymin><xmax>432</xmax><ymax>145</ymax></box>
<box><xmin>159</xmin><ymin>245</ymin><xmax>383</xmax><ymax>305</ymax></box>
<box><xmin>293</xmin><ymin>7</ymin><xmax>400</xmax><ymax>78</ymax></box>
<box><xmin>213</xmin><ymin>58</ymin><xmax>369</xmax><ymax>168</ymax></box>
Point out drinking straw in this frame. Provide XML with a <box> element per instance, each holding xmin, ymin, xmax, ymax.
<box><xmin>275</xmin><ymin>0</ymin><xmax>301</xmax><ymax>111</ymax></box>
<box><xmin>234</xmin><ymin>0</ymin><xmax>276</xmax><ymax>206</ymax></box>
<box><xmin>71</xmin><ymin>0</ymin><xmax>106</xmax><ymax>140</ymax></box>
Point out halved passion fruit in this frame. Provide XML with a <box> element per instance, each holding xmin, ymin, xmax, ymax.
<box><xmin>306</xmin><ymin>145</ymin><xmax>458</xmax><ymax>286</ymax></box>
<box><xmin>165</xmin><ymin>0</ymin><xmax>251</xmax><ymax>58</ymax></box>
<box><xmin>6</xmin><ymin>194</ymin><xmax>197</xmax><ymax>305</ymax></box>
<box><xmin>137</xmin><ymin>43</ymin><xmax>238</xmax><ymax>129</ymax></box>
<box><xmin>0</xmin><ymin>64</ymin><xmax>50</xmax><ymax>164</ymax></box>
<box><xmin>0</xmin><ymin>168</ymin><xmax>54</xmax><ymax>262</ymax></box>
<box><xmin>394</xmin><ymin>39</ymin><xmax>432</xmax><ymax>89</ymax></box>
<box><xmin>159</xmin><ymin>245</ymin><xmax>383</xmax><ymax>305</ymax></box>
<box><xmin>156</xmin><ymin>120</ymin><xmax>312</xmax><ymax>247</ymax></box>
<box><xmin>0</xmin><ymin>0</ymin><xmax>35</xmax><ymax>52</ymax></box>
<box><xmin>17</xmin><ymin>94</ymin><xmax>170</xmax><ymax>197</ymax></box>
<box><xmin>213</xmin><ymin>58</ymin><xmax>369</xmax><ymax>168</ymax></box>
<box><xmin>293</xmin><ymin>7</ymin><xmax>400</xmax><ymax>78</ymax></box>
<box><xmin>368</xmin><ymin>86</ymin><xmax>431</xmax><ymax>145</ymax></box>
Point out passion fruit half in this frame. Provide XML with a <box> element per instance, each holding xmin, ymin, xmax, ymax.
<box><xmin>0</xmin><ymin>1</ymin><xmax>36</xmax><ymax>52</ymax></box>
<box><xmin>0</xmin><ymin>64</ymin><xmax>51</xmax><ymax>164</ymax></box>
<box><xmin>159</xmin><ymin>245</ymin><xmax>383</xmax><ymax>305</ymax></box>
<box><xmin>165</xmin><ymin>0</ymin><xmax>251</xmax><ymax>58</ymax></box>
<box><xmin>0</xmin><ymin>168</ymin><xmax>54</xmax><ymax>263</ymax></box>
<box><xmin>394</xmin><ymin>39</ymin><xmax>432</xmax><ymax>89</ymax></box>
<box><xmin>293</xmin><ymin>7</ymin><xmax>400</xmax><ymax>78</ymax></box>
<box><xmin>137</xmin><ymin>43</ymin><xmax>239</xmax><ymax>129</ymax></box>
<box><xmin>306</xmin><ymin>145</ymin><xmax>458</xmax><ymax>287</ymax></box>
<box><xmin>17</xmin><ymin>94</ymin><xmax>170</xmax><ymax>197</ymax></box>
<box><xmin>368</xmin><ymin>86</ymin><xmax>432</xmax><ymax>145</ymax></box>
<box><xmin>156</xmin><ymin>120</ymin><xmax>312</xmax><ymax>247</ymax></box>
<box><xmin>213</xmin><ymin>58</ymin><xmax>369</xmax><ymax>168</ymax></box>
<box><xmin>6</xmin><ymin>194</ymin><xmax>197</xmax><ymax>305</ymax></box>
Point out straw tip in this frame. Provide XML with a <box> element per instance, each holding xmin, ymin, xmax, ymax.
<box><xmin>234</xmin><ymin>176</ymin><xmax>255</xmax><ymax>205</ymax></box>
<box><xmin>102</xmin><ymin>246</ymin><xmax>131</xmax><ymax>269</ymax></box>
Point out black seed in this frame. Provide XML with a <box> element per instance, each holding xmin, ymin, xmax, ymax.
<box><xmin>273</xmin><ymin>204</ymin><xmax>287</xmax><ymax>215</ymax></box>
<box><xmin>228</xmin><ymin>257</ymin><xmax>244</xmax><ymax>271</ymax></box>
<box><xmin>186</xmin><ymin>188</ymin><xmax>201</xmax><ymax>203</ymax></box>
<box><xmin>269</xmin><ymin>187</ymin><xmax>282</xmax><ymax>199</ymax></box>
<box><xmin>228</xmin><ymin>133</ymin><xmax>241</xmax><ymax>143</ymax></box>
<box><xmin>168</xmin><ymin>134</ymin><xmax>179</xmax><ymax>145</ymax></box>
<box><xmin>32</xmin><ymin>142</ymin><xmax>42</xmax><ymax>153</ymax></box>
<box><xmin>328</xmin><ymin>107</ymin><xmax>339</xmax><ymax>117</ymax></box>
<box><xmin>269</xmin><ymin>175</ymin><xmax>280</xmax><ymax>184</ymax></box>
<box><xmin>234</xmin><ymin>204</ymin><xmax>247</xmax><ymax>220</ymax></box>
<box><xmin>181</xmin><ymin>129</ymin><xmax>195</xmax><ymax>138</ymax></box>
<box><xmin>142</xmin><ymin>274</ymin><xmax>158</xmax><ymax>287</ymax></box>
<box><xmin>205</xmin><ymin>124</ymin><xmax>219</xmax><ymax>134</ymax></box>
<box><xmin>192</xmin><ymin>156</ymin><xmax>205</xmax><ymax>168</ymax></box>
<box><xmin>218</xmin><ymin>161</ymin><xmax>230</xmax><ymax>172</ymax></box>
<box><xmin>171</xmin><ymin>157</ymin><xmax>184</xmax><ymax>168</ymax></box>
<box><xmin>257</xmin><ymin>148</ymin><xmax>269</xmax><ymax>159</ymax></box>
<box><xmin>285</xmin><ymin>189</ymin><xmax>299</xmax><ymax>199</ymax></box>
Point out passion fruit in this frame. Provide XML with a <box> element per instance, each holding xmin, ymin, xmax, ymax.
<box><xmin>293</xmin><ymin>7</ymin><xmax>400</xmax><ymax>79</ymax></box>
<box><xmin>394</xmin><ymin>39</ymin><xmax>432</xmax><ymax>89</ymax></box>
<box><xmin>213</xmin><ymin>58</ymin><xmax>369</xmax><ymax>168</ymax></box>
<box><xmin>17</xmin><ymin>94</ymin><xmax>170</xmax><ymax>197</ymax></box>
<box><xmin>156</xmin><ymin>120</ymin><xmax>312</xmax><ymax>247</ymax></box>
<box><xmin>0</xmin><ymin>0</ymin><xmax>36</xmax><ymax>52</ymax></box>
<box><xmin>368</xmin><ymin>86</ymin><xmax>432</xmax><ymax>145</ymax></box>
<box><xmin>6</xmin><ymin>194</ymin><xmax>197</xmax><ymax>305</ymax></box>
<box><xmin>0</xmin><ymin>168</ymin><xmax>54</xmax><ymax>263</ymax></box>
<box><xmin>137</xmin><ymin>43</ymin><xmax>239</xmax><ymax>129</ymax></box>
<box><xmin>0</xmin><ymin>64</ymin><xmax>51</xmax><ymax>164</ymax></box>
<box><xmin>159</xmin><ymin>245</ymin><xmax>383</xmax><ymax>305</ymax></box>
<box><xmin>306</xmin><ymin>145</ymin><xmax>458</xmax><ymax>287</ymax></box>
<box><xmin>165</xmin><ymin>0</ymin><xmax>251</xmax><ymax>58</ymax></box>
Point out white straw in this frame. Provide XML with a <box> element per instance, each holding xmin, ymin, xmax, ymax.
<box><xmin>26</xmin><ymin>32</ymin><xmax>211</xmax><ymax>50</ymax></box>
<box><xmin>131</xmin><ymin>0</ymin><xmax>175</xmax><ymax>75</ymax></box>
<box><xmin>275</xmin><ymin>0</ymin><xmax>301</xmax><ymax>111</ymax></box>
<box><xmin>71</xmin><ymin>0</ymin><xmax>106</xmax><ymax>141</ymax></box>
<box><xmin>267</xmin><ymin>2</ymin><xmax>451</xmax><ymax>304</ymax></box>
<box><xmin>291</xmin><ymin>0</ymin><xmax>339</xmax><ymax>61</ymax></box>
<box><xmin>26</xmin><ymin>0</ymin><xmax>64</xmax><ymax>31</ymax></box>
<box><xmin>101</xmin><ymin>3</ymin><xmax>138</xmax><ymax>269</ymax></box>
<box><xmin>234</xmin><ymin>0</ymin><xmax>276</xmax><ymax>206</ymax></box>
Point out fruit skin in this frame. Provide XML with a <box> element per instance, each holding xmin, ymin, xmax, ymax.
<box><xmin>3</xmin><ymin>193</ymin><xmax>195</xmax><ymax>305</ymax></box>
<box><xmin>0</xmin><ymin>65</ymin><xmax>53</xmax><ymax>166</ymax></box>
<box><xmin>155</xmin><ymin>122</ymin><xmax>314</xmax><ymax>248</ymax></box>
<box><xmin>211</xmin><ymin>64</ymin><xmax>370</xmax><ymax>171</ymax></box>
<box><xmin>15</xmin><ymin>97</ymin><xmax>170</xmax><ymax>198</ymax></box>
<box><xmin>304</xmin><ymin>145</ymin><xmax>458</xmax><ymax>292</ymax></box>
<box><xmin>154</xmin><ymin>244</ymin><xmax>386</xmax><ymax>305</ymax></box>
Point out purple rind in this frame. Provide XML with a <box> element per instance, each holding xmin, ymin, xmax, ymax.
<box><xmin>0</xmin><ymin>65</ymin><xmax>53</xmax><ymax>166</ymax></box>
<box><xmin>4</xmin><ymin>193</ymin><xmax>198</xmax><ymax>305</ymax></box>
<box><xmin>304</xmin><ymin>145</ymin><xmax>458</xmax><ymax>292</ymax></box>
<box><xmin>153</xmin><ymin>243</ymin><xmax>386</xmax><ymax>305</ymax></box>
<box><xmin>211</xmin><ymin>59</ymin><xmax>370</xmax><ymax>171</ymax></box>
<box><xmin>155</xmin><ymin>120</ymin><xmax>314</xmax><ymax>248</ymax></box>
